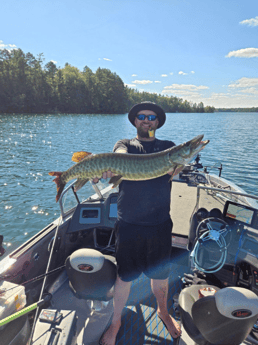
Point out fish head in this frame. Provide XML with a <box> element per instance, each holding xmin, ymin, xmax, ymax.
<box><xmin>168</xmin><ymin>134</ymin><xmax>210</xmax><ymax>166</ymax></box>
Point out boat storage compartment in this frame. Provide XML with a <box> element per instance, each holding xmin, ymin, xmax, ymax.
<box><xmin>31</xmin><ymin>309</ymin><xmax>77</xmax><ymax>345</ymax></box>
<box><xmin>0</xmin><ymin>280</ymin><xmax>26</xmax><ymax>328</ymax></box>
<box><xmin>0</xmin><ymin>281</ymin><xmax>29</xmax><ymax>345</ymax></box>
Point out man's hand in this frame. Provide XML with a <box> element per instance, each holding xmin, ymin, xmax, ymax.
<box><xmin>92</xmin><ymin>170</ymin><xmax>115</xmax><ymax>184</ymax></box>
<box><xmin>91</xmin><ymin>149</ymin><xmax>126</xmax><ymax>183</ymax></box>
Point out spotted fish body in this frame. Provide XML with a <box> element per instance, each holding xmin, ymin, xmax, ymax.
<box><xmin>49</xmin><ymin>134</ymin><xmax>209</xmax><ymax>202</ymax></box>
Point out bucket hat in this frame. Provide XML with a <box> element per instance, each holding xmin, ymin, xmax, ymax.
<box><xmin>128</xmin><ymin>102</ymin><xmax>166</xmax><ymax>129</ymax></box>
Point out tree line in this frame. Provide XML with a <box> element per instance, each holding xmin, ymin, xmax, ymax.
<box><xmin>216</xmin><ymin>108</ymin><xmax>258</xmax><ymax>112</ymax></box>
<box><xmin>0</xmin><ymin>49</ymin><xmax>215</xmax><ymax>114</ymax></box>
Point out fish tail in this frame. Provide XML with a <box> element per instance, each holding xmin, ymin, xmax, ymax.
<box><xmin>49</xmin><ymin>171</ymin><xmax>66</xmax><ymax>202</ymax></box>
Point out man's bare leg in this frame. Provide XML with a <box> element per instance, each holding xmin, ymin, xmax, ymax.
<box><xmin>151</xmin><ymin>278</ymin><xmax>181</xmax><ymax>338</ymax></box>
<box><xmin>100</xmin><ymin>276</ymin><xmax>131</xmax><ymax>345</ymax></box>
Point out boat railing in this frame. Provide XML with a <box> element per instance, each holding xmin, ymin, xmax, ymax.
<box><xmin>58</xmin><ymin>180</ymin><xmax>115</xmax><ymax>220</ymax></box>
<box><xmin>195</xmin><ymin>186</ymin><xmax>258</xmax><ymax>212</ymax></box>
<box><xmin>58</xmin><ymin>181</ymin><xmax>78</xmax><ymax>219</ymax></box>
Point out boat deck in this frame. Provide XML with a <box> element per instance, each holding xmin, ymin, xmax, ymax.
<box><xmin>31</xmin><ymin>177</ymin><xmax>257</xmax><ymax>344</ymax></box>
<box><xmin>170</xmin><ymin>181</ymin><xmax>225</xmax><ymax>237</ymax></box>
<box><xmin>43</xmin><ymin>181</ymin><xmax>229</xmax><ymax>345</ymax></box>
<box><xmin>41</xmin><ymin>249</ymin><xmax>190</xmax><ymax>345</ymax></box>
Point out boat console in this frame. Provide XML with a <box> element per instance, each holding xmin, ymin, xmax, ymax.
<box><xmin>189</xmin><ymin>200</ymin><xmax>258</xmax><ymax>292</ymax></box>
<box><xmin>223</xmin><ymin>200</ymin><xmax>258</xmax><ymax>230</ymax></box>
<box><xmin>66</xmin><ymin>192</ymin><xmax>118</xmax><ymax>252</ymax></box>
<box><xmin>67</xmin><ymin>192</ymin><xmax>118</xmax><ymax>233</ymax></box>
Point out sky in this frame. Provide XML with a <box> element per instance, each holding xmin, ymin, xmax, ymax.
<box><xmin>1</xmin><ymin>0</ymin><xmax>258</xmax><ymax>108</ymax></box>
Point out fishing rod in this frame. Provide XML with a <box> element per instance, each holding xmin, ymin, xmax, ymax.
<box><xmin>0</xmin><ymin>218</ymin><xmax>64</xmax><ymax>331</ymax></box>
<box><xmin>28</xmin><ymin>214</ymin><xmax>63</xmax><ymax>345</ymax></box>
<box><xmin>0</xmin><ymin>209</ymin><xmax>65</xmax><ymax>338</ymax></box>
<box><xmin>0</xmin><ymin>293</ymin><xmax>52</xmax><ymax>328</ymax></box>
<box><xmin>0</xmin><ymin>265</ymin><xmax>65</xmax><ymax>295</ymax></box>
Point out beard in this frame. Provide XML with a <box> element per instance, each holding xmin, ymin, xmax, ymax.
<box><xmin>137</xmin><ymin>126</ymin><xmax>150</xmax><ymax>138</ymax></box>
<box><xmin>137</xmin><ymin>125</ymin><xmax>156</xmax><ymax>139</ymax></box>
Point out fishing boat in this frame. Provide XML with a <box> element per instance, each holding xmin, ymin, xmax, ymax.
<box><xmin>1</xmin><ymin>155</ymin><xmax>258</xmax><ymax>345</ymax></box>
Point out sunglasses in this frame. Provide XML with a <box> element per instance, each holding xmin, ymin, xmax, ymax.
<box><xmin>136</xmin><ymin>114</ymin><xmax>158</xmax><ymax>121</ymax></box>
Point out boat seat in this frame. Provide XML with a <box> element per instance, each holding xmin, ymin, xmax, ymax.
<box><xmin>65</xmin><ymin>248</ymin><xmax>117</xmax><ymax>301</ymax></box>
<box><xmin>179</xmin><ymin>284</ymin><xmax>258</xmax><ymax>345</ymax></box>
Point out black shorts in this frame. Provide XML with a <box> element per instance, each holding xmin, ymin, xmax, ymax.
<box><xmin>115</xmin><ymin>218</ymin><xmax>173</xmax><ymax>282</ymax></box>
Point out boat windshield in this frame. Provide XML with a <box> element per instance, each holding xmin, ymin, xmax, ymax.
<box><xmin>59</xmin><ymin>179</ymin><xmax>119</xmax><ymax>217</ymax></box>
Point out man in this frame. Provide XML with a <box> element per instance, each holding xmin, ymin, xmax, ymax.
<box><xmin>97</xmin><ymin>102</ymin><xmax>181</xmax><ymax>344</ymax></box>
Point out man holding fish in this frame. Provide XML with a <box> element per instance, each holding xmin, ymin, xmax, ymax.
<box><xmin>98</xmin><ymin>102</ymin><xmax>182</xmax><ymax>344</ymax></box>
<box><xmin>50</xmin><ymin>101</ymin><xmax>209</xmax><ymax>343</ymax></box>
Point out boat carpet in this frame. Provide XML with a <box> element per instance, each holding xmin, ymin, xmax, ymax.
<box><xmin>116</xmin><ymin>248</ymin><xmax>189</xmax><ymax>345</ymax></box>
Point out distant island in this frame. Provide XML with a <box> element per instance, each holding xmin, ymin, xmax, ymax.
<box><xmin>1</xmin><ymin>48</ymin><xmax>256</xmax><ymax>115</ymax></box>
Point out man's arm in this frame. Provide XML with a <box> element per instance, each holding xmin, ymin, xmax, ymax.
<box><xmin>115</xmin><ymin>148</ymin><xmax>127</xmax><ymax>153</ymax></box>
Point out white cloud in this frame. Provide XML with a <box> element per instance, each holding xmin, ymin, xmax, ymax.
<box><xmin>103</xmin><ymin>58</ymin><xmax>112</xmax><ymax>61</ymax></box>
<box><xmin>131</xmin><ymin>80</ymin><xmax>153</xmax><ymax>85</ymax></box>
<box><xmin>178</xmin><ymin>71</ymin><xmax>187</xmax><ymax>75</ymax></box>
<box><xmin>240</xmin><ymin>87</ymin><xmax>258</xmax><ymax>95</ymax></box>
<box><xmin>191</xmin><ymin>71</ymin><xmax>195</xmax><ymax>74</ymax></box>
<box><xmin>51</xmin><ymin>60</ymin><xmax>57</xmax><ymax>64</ymax></box>
<box><xmin>205</xmin><ymin>92</ymin><xmax>258</xmax><ymax>108</ymax></box>
<box><xmin>229</xmin><ymin>77</ymin><xmax>258</xmax><ymax>88</ymax></box>
<box><xmin>226</xmin><ymin>48</ymin><xmax>258</xmax><ymax>58</ymax></box>
<box><xmin>161</xmin><ymin>74</ymin><xmax>168</xmax><ymax>77</ymax></box>
<box><xmin>202</xmin><ymin>77</ymin><xmax>258</xmax><ymax>107</ymax></box>
<box><xmin>125</xmin><ymin>83</ymin><xmax>136</xmax><ymax>88</ymax></box>
<box><xmin>161</xmin><ymin>84</ymin><xmax>258</xmax><ymax>107</ymax></box>
<box><xmin>155</xmin><ymin>81</ymin><xmax>161</xmax><ymax>83</ymax></box>
<box><xmin>228</xmin><ymin>77</ymin><xmax>258</xmax><ymax>99</ymax></box>
<box><xmin>240</xmin><ymin>16</ymin><xmax>258</xmax><ymax>27</ymax></box>
<box><xmin>170</xmin><ymin>72</ymin><xmax>173</xmax><ymax>75</ymax></box>
<box><xmin>0</xmin><ymin>40</ymin><xmax>17</xmax><ymax>50</ymax></box>
<box><xmin>131</xmin><ymin>74</ymin><xmax>137</xmax><ymax>77</ymax></box>
<box><xmin>162</xmin><ymin>84</ymin><xmax>209</xmax><ymax>103</ymax></box>
<box><xmin>163</xmin><ymin>90</ymin><xmax>199</xmax><ymax>96</ymax></box>
<box><xmin>163</xmin><ymin>84</ymin><xmax>209</xmax><ymax>91</ymax></box>
<box><xmin>209</xmin><ymin>93</ymin><xmax>231</xmax><ymax>99</ymax></box>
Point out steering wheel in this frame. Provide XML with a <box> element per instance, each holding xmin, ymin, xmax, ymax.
<box><xmin>196</xmin><ymin>217</ymin><xmax>232</xmax><ymax>249</ymax></box>
<box><xmin>191</xmin><ymin>217</ymin><xmax>232</xmax><ymax>273</ymax></box>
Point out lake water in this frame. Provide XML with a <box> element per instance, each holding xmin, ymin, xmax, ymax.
<box><xmin>1</xmin><ymin>112</ymin><xmax>258</xmax><ymax>256</ymax></box>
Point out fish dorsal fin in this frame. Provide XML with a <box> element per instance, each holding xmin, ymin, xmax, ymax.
<box><xmin>72</xmin><ymin>151</ymin><xmax>92</xmax><ymax>162</ymax></box>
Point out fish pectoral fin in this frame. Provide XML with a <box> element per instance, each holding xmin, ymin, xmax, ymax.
<box><xmin>109</xmin><ymin>175</ymin><xmax>123</xmax><ymax>188</ymax></box>
<box><xmin>74</xmin><ymin>178</ymin><xmax>89</xmax><ymax>192</ymax></box>
<box><xmin>72</xmin><ymin>151</ymin><xmax>92</xmax><ymax>162</ymax></box>
<box><xmin>168</xmin><ymin>165</ymin><xmax>184</xmax><ymax>181</ymax></box>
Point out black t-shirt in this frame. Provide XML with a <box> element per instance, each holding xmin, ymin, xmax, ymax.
<box><xmin>113</xmin><ymin>138</ymin><xmax>176</xmax><ymax>225</ymax></box>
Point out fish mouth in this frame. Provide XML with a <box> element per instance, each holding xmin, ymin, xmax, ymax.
<box><xmin>169</xmin><ymin>134</ymin><xmax>210</xmax><ymax>165</ymax></box>
<box><xmin>192</xmin><ymin>134</ymin><xmax>204</xmax><ymax>146</ymax></box>
<box><xmin>191</xmin><ymin>134</ymin><xmax>209</xmax><ymax>149</ymax></box>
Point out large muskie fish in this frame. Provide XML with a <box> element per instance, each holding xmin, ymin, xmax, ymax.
<box><xmin>49</xmin><ymin>134</ymin><xmax>209</xmax><ymax>202</ymax></box>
